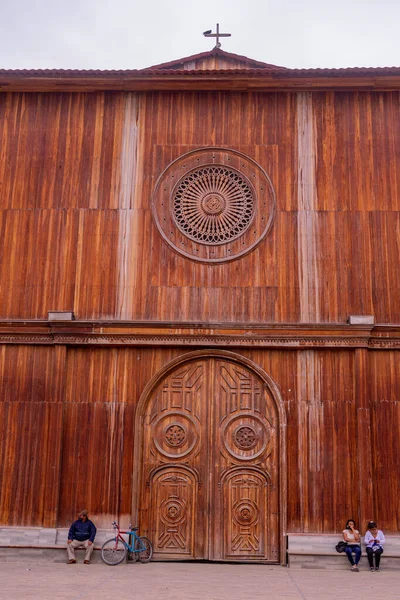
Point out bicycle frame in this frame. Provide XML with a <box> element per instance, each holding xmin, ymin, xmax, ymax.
<box><xmin>101</xmin><ymin>522</ymin><xmax>152</xmax><ymax>565</ymax></box>
<box><xmin>111</xmin><ymin>522</ymin><xmax>145</xmax><ymax>553</ymax></box>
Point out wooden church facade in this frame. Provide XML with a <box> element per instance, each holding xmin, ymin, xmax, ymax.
<box><xmin>0</xmin><ymin>49</ymin><xmax>400</xmax><ymax>563</ymax></box>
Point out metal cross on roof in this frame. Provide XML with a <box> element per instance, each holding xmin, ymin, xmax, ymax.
<box><xmin>203</xmin><ymin>23</ymin><xmax>231</xmax><ymax>49</ymax></box>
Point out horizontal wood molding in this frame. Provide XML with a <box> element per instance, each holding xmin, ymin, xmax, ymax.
<box><xmin>2</xmin><ymin>75</ymin><xmax>400</xmax><ymax>93</ymax></box>
<box><xmin>0</xmin><ymin>321</ymin><xmax>399</xmax><ymax>349</ymax></box>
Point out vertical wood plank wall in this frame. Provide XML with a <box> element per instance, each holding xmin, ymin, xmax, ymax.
<box><xmin>0</xmin><ymin>346</ymin><xmax>65</xmax><ymax>526</ymax></box>
<box><xmin>0</xmin><ymin>91</ymin><xmax>399</xmax><ymax>321</ymax></box>
<box><xmin>0</xmin><ymin>345</ymin><xmax>399</xmax><ymax>532</ymax></box>
<box><xmin>0</xmin><ymin>89</ymin><xmax>399</xmax><ymax>532</ymax></box>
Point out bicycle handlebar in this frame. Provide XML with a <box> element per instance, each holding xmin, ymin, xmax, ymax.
<box><xmin>111</xmin><ymin>521</ymin><xmax>139</xmax><ymax>534</ymax></box>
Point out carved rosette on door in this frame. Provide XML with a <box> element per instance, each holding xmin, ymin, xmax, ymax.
<box><xmin>139</xmin><ymin>357</ymin><xmax>280</xmax><ymax>562</ymax></box>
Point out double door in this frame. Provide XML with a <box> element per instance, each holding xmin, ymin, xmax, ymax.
<box><xmin>139</xmin><ymin>358</ymin><xmax>280</xmax><ymax>562</ymax></box>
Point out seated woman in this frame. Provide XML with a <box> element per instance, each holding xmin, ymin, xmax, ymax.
<box><xmin>342</xmin><ymin>519</ymin><xmax>361</xmax><ymax>571</ymax></box>
<box><xmin>364</xmin><ymin>521</ymin><xmax>385</xmax><ymax>571</ymax></box>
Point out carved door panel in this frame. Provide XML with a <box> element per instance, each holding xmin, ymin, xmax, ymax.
<box><xmin>139</xmin><ymin>358</ymin><xmax>280</xmax><ymax>562</ymax></box>
<box><xmin>140</xmin><ymin>361</ymin><xmax>208</xmax><ymax>559</ymax></box>
<box><xmin>151</xmin><ymin>468</ymin><xmax>198</xmax><ymax>556</ymax></box>
<box><xmin>210</xmin><ymin>360</ymin><xmax>279</xmax><ymax>561</ymax></box>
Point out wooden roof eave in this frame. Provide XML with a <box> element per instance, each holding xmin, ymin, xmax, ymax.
<box><xmin>1</xmin><ymin>73</ymin><xmax>400</xmax><ymax>93</ymax></box>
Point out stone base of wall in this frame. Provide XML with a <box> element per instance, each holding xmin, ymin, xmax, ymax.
<box><xmin>0</xmin><ymin>527</ymin><xmax>113</xmax><ymax>547</ymax></box>
<box><xmin>2</xmin><ymin>528</ymin><xmax>400</xmax><ymax>568</ymax></box>
<box><xmin>0</xmin><ymin>547</ymin><xmax>105</xmax><ymax>564</ymax></box>
<box><xmin>0</xmin><ymin>527</ymin><xmax>128</xmax><ymax>564</ymax></box>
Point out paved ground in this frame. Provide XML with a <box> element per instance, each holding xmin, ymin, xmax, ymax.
<box><xmin>0</xmin><ymin>561</ymin><xmax>399</xmax><ymax>600</ymax></box>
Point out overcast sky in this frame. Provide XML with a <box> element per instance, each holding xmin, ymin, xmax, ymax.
<box><xmin>1</xmin><ymin>0</ymin><xmax>399</xmax><ymax>70</ymax></box>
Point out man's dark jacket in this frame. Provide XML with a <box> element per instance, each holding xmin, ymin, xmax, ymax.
<box><xmin>68</xmin><ymin>519</ymin><xmax>97</xmax><ymax>543</ymax></box>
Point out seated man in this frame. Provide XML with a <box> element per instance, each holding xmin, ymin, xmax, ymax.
<box><xmin>67</xmin><ymin>510</ymin><xmax>97</xmax><ymax>564</ymax></box>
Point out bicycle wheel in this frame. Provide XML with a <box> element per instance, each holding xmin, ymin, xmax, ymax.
<box><xmin>135</xmin><ymin>536</ymin><xmax>153</xmax><ymax>563</ymax></box>
<box><xmin>101</xmin><ymin>537</ymin><xmax>127</xmax><ymax>565</ymax></box>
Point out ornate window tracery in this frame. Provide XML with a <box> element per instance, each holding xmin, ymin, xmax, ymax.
<box><xmin>151</xmin><ymin>147</ymin><xmax>276</xmax><ymax>263</ymax></box>
<box><xmin>173</xmin><ymin>166</ymin><xmax>254</xmax><ymax>245</ymax></box>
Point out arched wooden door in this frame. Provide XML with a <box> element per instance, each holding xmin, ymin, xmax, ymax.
<box><xmin>138</xmin><ymin>356</ymin><xmax>282</xmax><ymax>562</ymax></box>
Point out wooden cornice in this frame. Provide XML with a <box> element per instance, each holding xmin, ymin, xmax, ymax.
<box><xmin>1</xmin><ymin>73</ymin><xmax>400</xmax><ymax>93</ymax></box>
<box><xmin>0</xmin><ymin>320</ymin><xmax>399</xmax><ymax>349</ymax></box>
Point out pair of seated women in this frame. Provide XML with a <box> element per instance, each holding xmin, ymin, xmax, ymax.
<box><xmin>342</xmin><ymin>519</ymin><xmax>385</xmax><ymax>572</ymax></box>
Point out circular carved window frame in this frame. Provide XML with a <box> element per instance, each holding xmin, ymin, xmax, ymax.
<box><xmin>172</xmin><ymin>164</ymin><xmax>256</xmax><ymax>246</ymax></box>
<box><xmin>151</xmin><ymin>147</ymin><xmax>276</xmax><ymax>264</ymax></box>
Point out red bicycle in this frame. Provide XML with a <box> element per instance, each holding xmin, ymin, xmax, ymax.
<box><xmin>101</xmin><ymin>522</ymin><xmax>153</xmax><ymax>566</ymax></box>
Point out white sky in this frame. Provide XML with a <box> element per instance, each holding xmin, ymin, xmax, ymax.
<box><xmin>1</xmin><ymin>0</ymin><xmax>399</xmax><ymax>70</ymax></box>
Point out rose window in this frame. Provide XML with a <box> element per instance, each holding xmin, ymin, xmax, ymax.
<box><xmin>173</xmin><ymin>166</ymin><xmax>254</xmax><ymax>245</ymax></box>
<box><xmin>151</xmin><ymin>147</ymin><xmax>276</xmax><ymax>263</ymax></box>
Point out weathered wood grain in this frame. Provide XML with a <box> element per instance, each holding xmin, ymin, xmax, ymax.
<box><xmin>1</xmin><ymin>344</ymin><xmax>398</xmax><ymax>536</ymax></box>
<box><xmin>0</xmin><ymin>401</ymin><xmax>63</xmax><ymax>526</ymax></box>
<box><xmin>368</xmin><ymin>351</ymin><xmax>400</xmax><ymax>532</ymax></box>
<box><xmin>1</xmin><ymin>91</ymin><xmax>399</xmax><ymax>321</ymax></box>
<box><xmin>0</xmin><ymin>84</ymin><xmax>399</xmax><ymax>545</ymax></box>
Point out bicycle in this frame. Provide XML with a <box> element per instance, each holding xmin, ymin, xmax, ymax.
<box><xmin>101</xmin><ymin>522</ymin><xmax>153</xmax><ymax>566</ymax></box>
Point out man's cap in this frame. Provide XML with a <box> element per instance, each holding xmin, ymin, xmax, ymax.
<box><xmin>79</xmin><ymin>510</ymin><xmax>89</xmax><ymax>516</ymax></box>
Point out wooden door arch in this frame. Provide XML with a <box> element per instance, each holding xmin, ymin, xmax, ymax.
<box><xmin>132</xmin><ymin>350</ymin><xmax>287</xmax><ymax>564</ymax></box>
